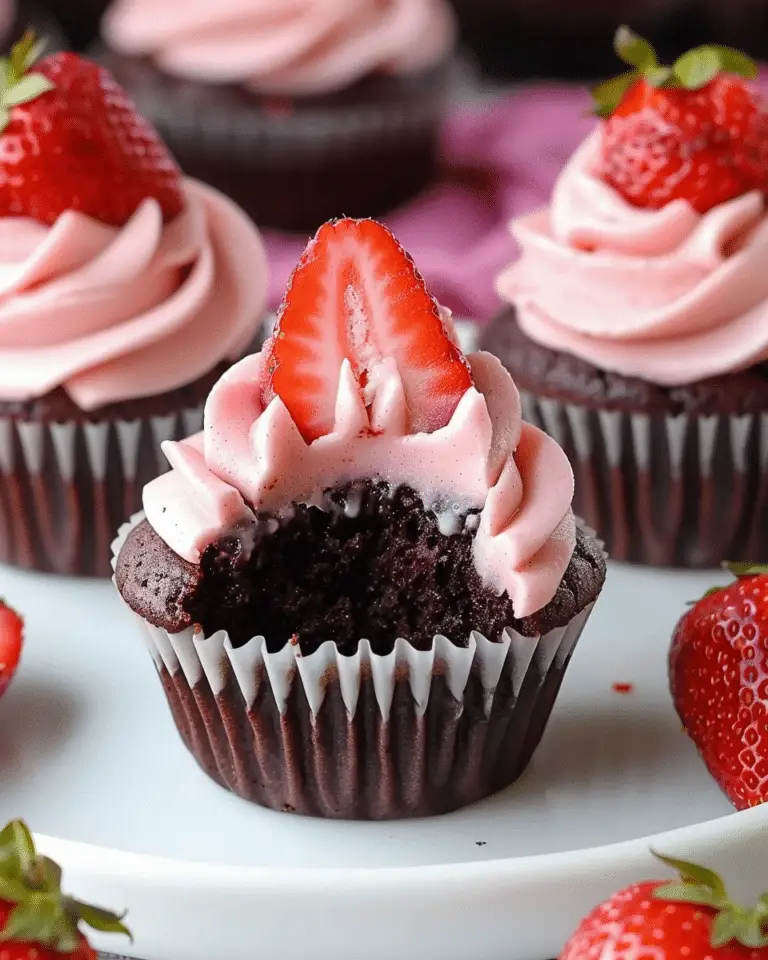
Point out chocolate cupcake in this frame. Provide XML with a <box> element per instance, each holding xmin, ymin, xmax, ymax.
<box><xmin>113</xmin><ymin>216</ymin><xmax>606</xmax><ymax>820</ymax></box>
<box><xmin>97</xmin><ymin>0</ymin><xmax>458</xmax><ymax>233</ymax></box>
<box><xmin>481</xmin><ymin>31</ymin><xmax>768</xmax><ymax>567</ymax></box>
<box><xmin>0</xmin><ymin>42</ymin><xmax>268</xmax><ymax>577</ymax></box>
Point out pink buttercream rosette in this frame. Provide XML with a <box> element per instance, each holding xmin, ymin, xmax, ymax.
<box><xmin>0</xmin><ymin>179</ymin><xmax>269</xmax><ymax>575</ymax></box>
<box><xmin>492</xmin><ymin>110</ymin><xmax>768</xmax><ymax>566</ymax></box>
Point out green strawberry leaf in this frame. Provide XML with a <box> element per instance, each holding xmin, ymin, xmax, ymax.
<box><xmin>69</xmin><ymin>899</ymin><xmax>132</xmax><ymax>940</ymax></box>
<box><xmin>711</xmin><ymin>909</ymin><xmax>748</xmax><ymax>948</ymax></box>
<box><xmin>651</xmin><ymin>851</ymin><xmax>728</xmax><ymax>898</ymax></box>
<box><xmin>674</xmin><ymin>46</ymin><xmax>725</xmax><ymax>89</ymax></box>
<box><xmin>738</xmin><ymin>912</ymin><xmax>768</xmax><ymax>948</ymax></box>
<box><xmin>591</xmin><ymin>70</ymin><xmax>637</xmax><ymax>117</ymax></box>
<box><xmin>724</xmin><ymin>561</ymin><xmax>768</xmax><ymax>577</ymax></box>
<box><xmin>0</xmin><ymin>820</ymin><xmax>36</xmax><ymax>874</ymax></box>
<box><xmin>645</xmin><ymin>65</ymin><xmax>673</xmax><ymax>87</ymax></box>
<box><xmin>0</xmin><ymin>873</ymin><xmax>33</xmax><ymax>903</ymax></box>
<box><xmin>653</xmin><ymin>882</ymin><xmax>727</xmax><ymax>909</ymax></box>
<box><xmin>0</xmin><ymin>896</ymin><xmax>79</xmax><ymax>954</ymax></box>
<box><xmin>34</xmin><ymin>856</ymin><xmax>62</xmax><ymax>894</ymax></box>
<box><xmin>711</xmin><ymin>45</ymin><xmax>758</xmax><ymax>79</ymax></box>
<box><xmin>2</xmin><ymin>73</ymin><xmax>54</xmax><ymax>108</ymax></box>
<box><xmin>614</xmin><ymin>26</ymin><xmax>657</xmax><ymax>70</ymax></box>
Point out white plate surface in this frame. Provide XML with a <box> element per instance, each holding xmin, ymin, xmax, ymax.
<box><xmin>0</xmin><ymin>559</ymin><xmax>766</xmax><ymax>960</ymax></box>
<box><xmin>0</xmin><ymin>329</ymin><xmax>766</xmax><ymax>960</ymax></box>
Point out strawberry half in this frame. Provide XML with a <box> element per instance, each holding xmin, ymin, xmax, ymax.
<box><xmin>592</xmin><ymin>27</ymin><xmax>768</xmax><ymax>214</ymax></box>
<box><xmin>0</xmin><ymin>32</ymin><xmax>184</xmax><ymax>226</ymax></box>
<box><xmin>0</xmin><ymin>600</ymin><xmax>22</xmax><ymax>699</ymax></box>
<box><xmin>261</xmin><ymin>218</ymin><xmax>473</xmax><ymax>443</ymax></box>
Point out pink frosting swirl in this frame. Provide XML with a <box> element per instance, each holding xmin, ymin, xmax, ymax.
<box><xmin>102</xmin><ymin>0</ymin><xmax>456</xmax><ymax>95</ymax></box>
<box><xmin>0</xmin><ymin>180</ymin><xmax>268</xmax><ymax>410</ymax></box>
<box><xmin>143</xmin><ymin>348</ymin><xmax>576</xmax><ymax>619</ymax></box>
<box><xmin>497</xmin><ymin>130</ymin><xmax>768</xmax><ymax>386</ymax></box>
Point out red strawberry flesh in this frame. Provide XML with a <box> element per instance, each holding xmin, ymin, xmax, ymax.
<box><xmin>599</xmin><ymin>74</ymin><xmax>768</xmax><ymax>214</ymax></box>
<box><xmin>0</xmin><ymin>602</ymin><xmax>22</xmax><ymax>698</ymax></box>
<box><xmin>670</xmin><ymin>574</ymin><xmax>768</xmax><ymax>810</ymax></box>
<box><xmin>261</xmin><ymin>218</ymin><xmax>473</xmax><ymax>443</ymax></box>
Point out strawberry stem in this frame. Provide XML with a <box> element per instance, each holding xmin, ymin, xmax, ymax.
<box><xmin>0</xmin><ymin>819</ymin><xmax>130</xmax><ymax>952</ymax></box>
<box><xmin>591</xmin><ymin>26</ymin><xmax>758</xmax><ymax>117</ymax></box>
<box><xmin>651</xmin><ymin>850</ymin><xmax>768</xmax><ymax>949</ymax></box>
<box><xmin>0</xmin><ymin>29</ymin><xmax>55</xmax><ymax>135</ymax></box>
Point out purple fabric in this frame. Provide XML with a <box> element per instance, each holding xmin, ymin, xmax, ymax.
<box><xmin>262</xmin><ymin>85</ymin><xmax>595</xmax><ymax>323</ymax></box>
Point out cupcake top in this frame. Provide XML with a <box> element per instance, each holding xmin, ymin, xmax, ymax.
<box><xmin>0</xmin><ymin>39</ymin><xmax>267</xmax><ymax>410</ymax></box>
<box><xmin>142</xmin><ymin>217</ymin><xmax>577</xmax><ymax>619</ymax></box>
<box><xmin>497</xmin><ymin>30</ymin><xmax>768</xmax><ymax>387</ymax></box>
<box><xmin>102</xmin><ymin>0</ymin><xmax>457</xmax><ymax>95</ymax></box>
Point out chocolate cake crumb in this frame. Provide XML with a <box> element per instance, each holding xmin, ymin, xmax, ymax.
<box><xmin>115</xmin><ymin>519</ymin><xmax>201</xmax><ymax>632</ymax></box>
<box><xmin>116</xmin><ymin>480</ymin><xmax>606</xmax><ymax>656</ymax></box>
<box><xmin>481</xmin><ymin>306</ymin><xmax>768</xmax><ymax>417</ymax></box>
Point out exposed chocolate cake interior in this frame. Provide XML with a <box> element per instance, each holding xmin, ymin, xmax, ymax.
<box><xmin>116</xmin><ymin>480</ymin><xmax>605</xmax><ymax>656</ymax></box>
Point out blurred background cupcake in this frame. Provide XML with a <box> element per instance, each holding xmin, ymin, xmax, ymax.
<box><xmin>448</xmin><ymin>0</ymin><xmax>701</xmax><ymax>79</ymax></box>
<box><xmin>97</xmin><ymin>0</ymin><xmax>459</xmax><ymax>232</ymax></box>
<box><xmin>482</xmin><ymin>32</ymin><xmax>768</xmax><ymax>568</ymax></box>
<box><xmin>0</xmin><ymin>42</ymin><xmax>268</xmax><ymax>577</ymax></box>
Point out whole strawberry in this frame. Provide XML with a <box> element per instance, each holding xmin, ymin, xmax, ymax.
<box><xmin>561</xmin><ymin>853</ymin><xmax>768</xmax><ymax>959</ymax></box>
<box><xmin>0</xmin><ymin>30</ymin><xmax>184</xmax><ymax>226</ymax></box>
<box><xmin>0</xmin><ymin>818</ymin><xmax>129</xmax><ymax>958</ymax></box>
<box><xmin>0</xmin><ymin>600</ymin><xmax>23</xmax><ymax>699</ymax></box>
<box><xmin>593</xmin><ymin>27</ymin><xmax>768</xmax><ymax>214</ymax></box>
<box><xmin>670</xmin><ymin>563</ymin><xmax>768</xmax><ymax>810</ymax></box>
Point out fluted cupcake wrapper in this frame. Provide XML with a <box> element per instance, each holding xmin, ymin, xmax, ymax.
<box><xmin>0</xmin><ymin>407</ymin><xmax>203</xmax><ymax>577</ymax></box>
<box><xmin>112</xmin><ymin>513</ymin><xmax>598</xmax><ymax>820</ymax></box>
<box><xmin>521</xmin><ymin>391</ymin><xmax>768</xmax><ymax>567</ymax></box>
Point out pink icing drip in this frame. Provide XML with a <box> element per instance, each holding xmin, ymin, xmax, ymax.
<box><xmin>0</xmin><ymin>180</ymin><xmax>268</xmax><ymax>409</ymax></box>
<box><xmin>143</xmin><ymin>350</ymin><xmax>576</xmax><ymax>619</ymax></box>
<box><xmin>102</xmin><ymin>0</ymin><xmax>456</xmax><ymax>95</ymax></box>
<box><xmin>497</xmin><ymin>129</ymin><xmax>768</xmax><ymax>386</ymax></box>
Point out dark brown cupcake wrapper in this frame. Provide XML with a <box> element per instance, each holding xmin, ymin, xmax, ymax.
<box><xmin>0</xmin><ymin>407</ymin><xmax>203</xmax><ymax>577</ymax></box>
<box><xmin>520</xmin><ymin>390</ymin><xmax>768</xmax><ymax>567</ymax></box>
<box><xmin>112</xmin><ymin>513</ymin><xmax>598</xmax><ymax>820</ymax></box>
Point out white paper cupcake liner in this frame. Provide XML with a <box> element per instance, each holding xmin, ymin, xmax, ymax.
<box><xmin>112</xmin><ymin>513</ymin><xmax>600</xmax><ymax>819</ymax></box>
<box><xmin>521</xmin><ymin>390</ymin><xmax>768</xmax><ymax>566</ymax></box>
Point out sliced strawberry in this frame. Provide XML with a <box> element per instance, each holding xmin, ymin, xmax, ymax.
<box><xmin>0</xmin><ymin>601</ymin><xmax>22</xmax><ymax>698</ymax></box>
<box><xmin>261</xmin><ymin>218</ymin><xmax>473</xmax><ymax>442</ymax></box>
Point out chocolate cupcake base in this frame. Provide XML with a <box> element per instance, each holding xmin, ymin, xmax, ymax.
<box><xmin>113</xmin><ymin>482</ymin><xmax>606</xmax><ymax>819</ymax></box>
<box><xmin>97</xmin><ymin>52</ymin><xmax>453</xmax><ymax>233</ymax></box>
<box><xmin>481</xmin><ymin>308</ymin><xmax>768</xmax><ymax>567</ymax></box>
<box><xmin>144</xmin><ymin>607</ymin><xmax>592</xmax><ymax>820</ymax></box>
